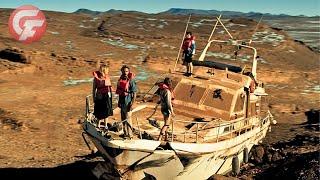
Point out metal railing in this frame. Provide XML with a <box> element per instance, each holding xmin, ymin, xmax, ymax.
<box><xmin>167</xmin><ymin>111</ymin><xmax>272</xmax><ymax>143</ymax></box>
<box><xmin>85</xmin><ymin>95</ymin><xmax>94</xmax><ymax>121</ymax></box>
<box><xmin>84</xmin><ymin>94</ymin><xmax>272</xmax><ymax>144</ymax></box>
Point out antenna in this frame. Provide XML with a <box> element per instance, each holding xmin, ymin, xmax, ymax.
<box><xmin>216</xmin><ymin>16</ymin><xmax>233</xmax><ymax>39</ymax></box>
<box><xmin>207</xmin><ymin>14</ymin><xmax>222</xmax><ymax>42</ymax></box>
<box><xmin>199</xmin><ymin>14</ymin><xmax>235</xmax><ymax>61</ymax></box>
<box><xmin>248</xmin><ymin>15</ymin><xmax>263</xmax><ymax>45</ymax></box>
<box><xmin>173</xmin><ymin>14</ymin><xmax>192</xmax><ymax>72</ymax></box>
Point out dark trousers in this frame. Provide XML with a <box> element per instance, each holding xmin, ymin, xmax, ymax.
<box><xmin>94</xmin><ymin>93</ymin><xmax>113</xmax><ymax>120</ymax></box>
<box><xmin>120</xmin><ymin>104</ymin><xmax>132</xmax><ymax>137</ymax></box>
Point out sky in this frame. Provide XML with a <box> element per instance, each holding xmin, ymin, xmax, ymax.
<box><xmin>1</xmin><ymin>0</ymin><xmax>319</xmax><ymax>16</ymax></box>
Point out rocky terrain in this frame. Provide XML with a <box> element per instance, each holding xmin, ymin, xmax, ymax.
<box><xmin>0</xmin><ymin>8</ymin><xmax>319</xmax><ymax>180</ymax></box>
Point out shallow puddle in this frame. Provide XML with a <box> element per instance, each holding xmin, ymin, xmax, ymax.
<box><xmin>253</xmin><ymin>31</ymin><xmax>285</xmax><ymax>46</ymax></box>
<box><xmin>101</xmin><ymin>39</ymin><xmax>140</xmax><ymax>50</ymax></box>
<box><xmin>63</xmin><ymin>78</ymin><xmax>93</xmax><ymax>86</ymax></box>
<box><xmin>304</xmin><ymin>85</ymin><xmax>320</xmax><ymax>93</ymax></box>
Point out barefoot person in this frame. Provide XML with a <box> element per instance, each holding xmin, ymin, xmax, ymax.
<box><xmin>158</xmin><ymin>77</ymin><xmax>175</xmax><ymax>141</ymax></box>
<box><xmin>182</xmin><ymin>31</ymin><xmax>196</xmax><ymax>76</ymax></box>
<box><xmin>116</xmin><ymin>65</ymin><xmax>137</xmax><ymax>139</ymax></box>
<box><xmin>92</xmin><ymin>64</ymin><xmax>113</xmax><ymax>128</ymax></box>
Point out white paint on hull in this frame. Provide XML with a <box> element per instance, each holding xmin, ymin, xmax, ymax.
<box><xmin>84</xmin><ymin>119</ymin><xmax>270</xmax><ymax>179</ymax></box>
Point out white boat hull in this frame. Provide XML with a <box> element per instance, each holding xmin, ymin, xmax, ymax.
<box><xmin>83</xmin><ymin>117</ymin><xmax>270</xmax><ymax>180</ymax></box>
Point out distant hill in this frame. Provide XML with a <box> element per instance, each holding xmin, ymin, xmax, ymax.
<box><xmin>74</xmin><ymin>8</ymin><xmax>147</xmax><ymax>16</ymax></box>
<box><xmin>160</xmin><ymin>8</ymin><xmax>317</xmax><ymax>18</ymax></box>
<box><xmin>74</xmin><ymin>8</ymin><xmax>319</xmax><ymax>19</ymax></box>
<box><xmin>74</xmin><ymin>8</ymin><xmax>102</xmax><ymax>15</ymax></box>
<box><xmin>162</xmin><ymin>8</ymin><xmax>245</xmax><ymax>16</ymax></box>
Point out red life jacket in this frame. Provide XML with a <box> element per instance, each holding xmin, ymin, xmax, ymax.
<box><xmin>158</xmin><ymin>83</ymin><xmax>175</xmax><ymax>100</ymax></box>
<box><xmin>116</xmin><ymin>72</ymin><xmax>135</xmax><ymax>96</ymax></box>
<box><xmin>249</xmin><ymin>80</ymin><xmax>256</xmax><ymax>93</ymax></box>
<box><xmin>93</xmin><ymin>71</ymin><xmax>112</xmax><ymax>94</ymax></box>
<box><xmin>182</xmin><ymin>36</ymin><xmax>195</xmax><ymax>51</ymax></box>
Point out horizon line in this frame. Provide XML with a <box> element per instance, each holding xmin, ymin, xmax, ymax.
<box><xmin>1</xmin><ymin>6</ymin><xmax>319</xmax><ymax>17</ymax></box>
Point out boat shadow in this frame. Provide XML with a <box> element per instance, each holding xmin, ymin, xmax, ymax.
<box><xmin>0</xmin><ymin>160</ymin><xmax>101</xmax><ymax>180</ymax></box>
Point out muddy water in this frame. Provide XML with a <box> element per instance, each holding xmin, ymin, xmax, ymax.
<box><xmin>264</xmin><ymin>19</ymin><xmax>320</xmax><ymax>51</ymax></box>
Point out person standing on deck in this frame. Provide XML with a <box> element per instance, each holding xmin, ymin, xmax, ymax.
<box><xmin>116</xmin><ymin>65</ymin><xmax>137</xmax><ymax>139</ymax></box>
<box><xmin>182</xmin><ymin>31</ymin><xmax>196</xmax><ymax>77</ymax></box>
<box><xmin>158</xmin><ymin>77</ymin><xmax>175</xmax><ymax>141</ymax></box>
<box><xmin>92</xmin><ymin>64</ymin><xmax>113</xmax><ymax>129</ymax></box>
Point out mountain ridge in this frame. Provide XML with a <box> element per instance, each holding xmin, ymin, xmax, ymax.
<box><xmin>74</xmin><ymin>7</ymin><xmax>319</xmax><ymax>18</ymax></box>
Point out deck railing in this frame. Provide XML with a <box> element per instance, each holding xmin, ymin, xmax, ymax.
<box><xmin>168</xmin><ymin>111</ymin><xmax>272</xmax><ymax>143</ymax></box>
<box><xmin>85</xmin><ymin>95</ymin><xmax>93</xmax><ymax>116</ymax></box>
<box><xmin>85</xmin><ymin>95</ymin><xmax>272</xmax><ymax>143</ymax></box>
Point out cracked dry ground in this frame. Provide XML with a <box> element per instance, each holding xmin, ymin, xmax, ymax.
<box><xmin>0</xmin><ymin>9</ymin><xmax>319</xmax><ymax>179</ymax></box>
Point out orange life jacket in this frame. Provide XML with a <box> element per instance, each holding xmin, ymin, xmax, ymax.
<box><xmin>93</xmin><ymin>71</ymin><xmax>112</xmax><ymax>94</ymax></box>
<box><xmin>182</xmin><ymin>36</ymin><xmax>195</xmax><ymax>51</ymax></box>
<box><xmin>158</xmin><ymin>83</ymin><xmax>175</xmax><ymax>100</ymax></box>
<box><xmin>116</xmin><ymin>72</ymin><xmax>135</xmax><ymax>96</ymax></box>
<box><xmin>249</xmin><ymin>80</ymin><xmax>256</xmax><ymax>93</ymax></box>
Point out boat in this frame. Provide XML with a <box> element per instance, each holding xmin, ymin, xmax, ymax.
<box><xmin>82</xmin><ymin>15</ymin><xmax>276</xmax><ymax>180</ymax></box>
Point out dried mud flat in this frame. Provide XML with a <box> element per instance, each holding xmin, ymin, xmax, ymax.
<box><xmin>0</xmin><ymin>9</ymin><xmax>319</xmax><ymax>180</ymax></box>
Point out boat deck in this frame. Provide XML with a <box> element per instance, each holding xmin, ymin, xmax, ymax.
<box><xmin>89</xmin><ymin>102</ymin><xmax>263</xmax><ymax>144</ymax></box>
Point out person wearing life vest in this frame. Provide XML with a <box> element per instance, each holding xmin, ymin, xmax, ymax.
<box><xmin>158</xmin><ymin>77</ymin><xmax>175</xmax><ymax>141</ymax></box>
<box><xmin>249</xmin><ymin>79</ymin><xmax>256</xmax><ymax>93</ymax></box>
<box><xmin>182</xmin><ymin>31</ymin><xmax>196</xmax><ymax>77</ymax></box>
<box><xmin>245</xmin><ymin>72</ymin><xmax>257</xmax><ymax>93</ymax></box>
<box><xmin>116</xmin><ymin>65</ymin><xmax>137</xmax><ymax>139</ymax></box>
<box><xmin>92</xmin><ymin>64</ymin><xmax>113</xmax><ymax>128</ymax></box>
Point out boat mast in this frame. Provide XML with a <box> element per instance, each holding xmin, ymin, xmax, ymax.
<box><xmin>198</xmin><ymin>15</ymin><xmax>260</xmax><ymax>80</ymax></box>
<box><xmin>199</xmin><ymin>15</ymin><xmax>234</xmax><ymax>61</ymax></box>
<box><xmin>173</xmin><ymin>14</ymin><xmax>192</xmax><ymax>72</ymax></box>
<box><xmin>248</xmin><ymin>15</ymin><xmax>263</xmax><ymax>79</ymax></box>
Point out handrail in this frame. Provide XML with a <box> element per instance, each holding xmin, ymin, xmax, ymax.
<box><xmin>84</xmin><ymin>95</ymin><xmax>272</xmax><ymax>144</ymax></box>
<box><xmin>169</xmin><ymin>114</ymin><xmax>271</xmax><ymax>143</ymax></box>
<box><xmin>85</xmin><ymin>94</ymin><xmax>94</xmax><ymax>122</ymax></box>
<box><xmin>199</xmin><ymin>39</ymin><xmax>258</xmax><ymax>78</ymax></box>
<box><xmin>197</xmin><ymin>14</ymin><xmax>260</xmax><ymax>80</ymax></box>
